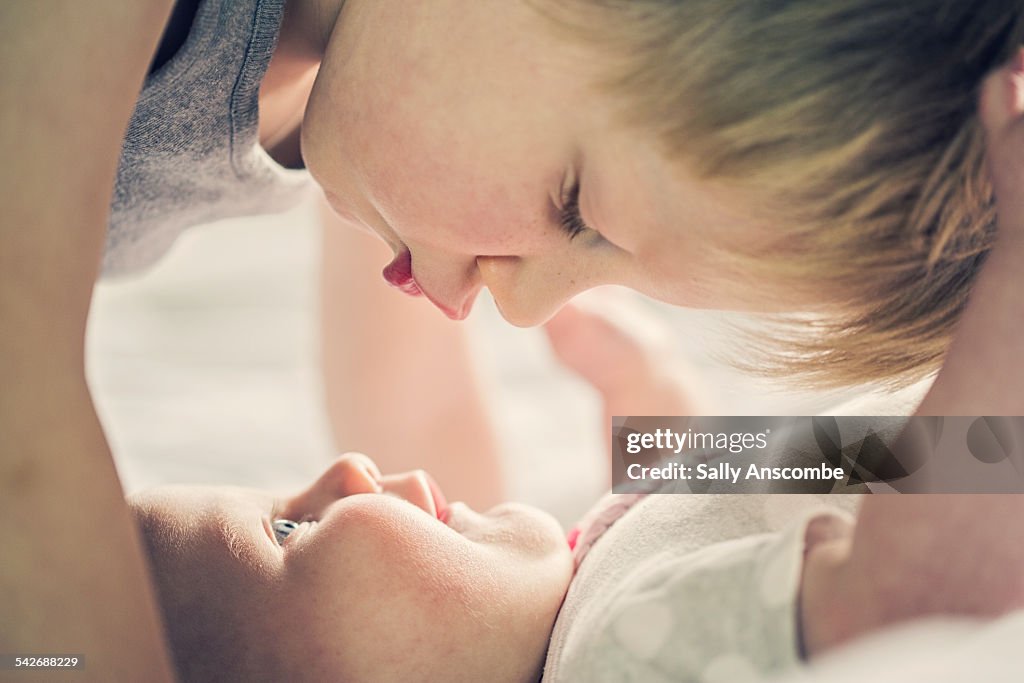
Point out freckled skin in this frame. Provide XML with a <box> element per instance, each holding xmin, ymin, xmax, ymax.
<box><xmin>302</xmin><ymin>0</ymin><xmax>803</xmax><ymax>327</ymax></box>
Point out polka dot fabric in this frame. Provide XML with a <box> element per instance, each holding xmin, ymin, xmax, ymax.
<box><xmin>543</xmin><ymin>495</ymin><xmax>856</xmax><ymax>682</ymax></box>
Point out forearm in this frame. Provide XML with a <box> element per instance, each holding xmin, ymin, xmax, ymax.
<box><xmin>1</xmin><ymin>372</ymin><xmax>176</xmax><ymax>681</ymax></box>
<box><xmin>319</xmin><ymin>197</ymin><xmax>505</xmax><ymax>508</ymax></box>
<box><xmin>1</xmin><ymin>3</ymin><xmax>180</xmax><ymax>678</ymax></box>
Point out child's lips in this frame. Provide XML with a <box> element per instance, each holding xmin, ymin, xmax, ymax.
<box><xmin>382</xmin><ymin>249</ymin><xmax>422</xmax><ymax>296</ymax></box>
<box><xmin>396</xmin><ymin>279</ymin><xmax>423</xmax><ymax>297</ymax></box>
<box><xmin>381</xmin><ymin>249</ymin><xmax>471</xmax><ymax>319</ymax></box>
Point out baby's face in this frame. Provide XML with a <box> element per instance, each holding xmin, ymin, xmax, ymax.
<box><xmin>303</xmin><ymin>0</ymin><xmax>801</xmax><ymax>327</ymax></box>
<box><xmin>132</xmin><ymin>454</ymin><xmax>572</xmax><ymax>682</ymax></box>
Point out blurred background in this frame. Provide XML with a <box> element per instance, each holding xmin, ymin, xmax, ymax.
<box><xmin>87</xmin><ymin>196</ymin><xmax>925</xmax><ymax>526</ymax></box>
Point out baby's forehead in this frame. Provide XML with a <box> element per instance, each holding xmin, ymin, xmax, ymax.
<box><xmin>134</xmin><ymin>484</ymin><xmax>276</xmax><ymax>521</ymax></box>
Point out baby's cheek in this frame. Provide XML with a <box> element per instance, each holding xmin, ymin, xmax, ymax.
<box><xmin>280</xmin><ymin>500</ymin><xmax>507</xmax><ymax>680</ymax></box>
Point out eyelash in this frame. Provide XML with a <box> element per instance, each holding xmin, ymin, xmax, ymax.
<box><xmin>559</xmin><ymin>182</ymin><xmax>591</xmax><ymax>241</ymax></box>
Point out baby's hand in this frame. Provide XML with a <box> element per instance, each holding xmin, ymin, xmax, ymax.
<box><xmin>980</xmin><ymin>49</ymin><xmax>1024</xmax><ymax>246</ymax></box>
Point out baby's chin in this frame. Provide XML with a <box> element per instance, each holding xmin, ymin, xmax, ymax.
<box><xmin>443</xmin><ymin>502</ymin><xmax>573</xmax><ymax>683</ymax></box>
<box><xmin>446</xmin><ymin>500</ymin><xmax>573</xmax><ymax>564</ymax></box>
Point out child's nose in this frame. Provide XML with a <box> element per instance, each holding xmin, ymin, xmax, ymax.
<box><xmin>478</xmin><ymin>254</ymin><xmax>597</xmax><ymax>327</ymax></box>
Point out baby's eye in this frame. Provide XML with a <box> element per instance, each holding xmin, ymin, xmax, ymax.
<box><xmin>272</xmin><ymin>519</ymin><xmax>299</xmax><ymax>545</ymax></box>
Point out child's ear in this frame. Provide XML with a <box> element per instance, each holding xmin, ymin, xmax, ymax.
<box><xmin>979</xmin><ymin>48</ymin><xmax>1024</xmax><ymax>241</ymax></box>
<box><xmin>979</xmin><ymin>47</ymin><xmax>1024</xmax><ymax>135</ymax></box>
<box><xmin>280</xmin><ymin>453</ymin><xmax>382</xmax><ymax>520</ymax></box>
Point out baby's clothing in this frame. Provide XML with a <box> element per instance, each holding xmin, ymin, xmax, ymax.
<box><xmin>567</xmin><ymin>493</ymin><xmax>647</xmax><ymax>570</ymax></box>
<box><xmin>544</xmin><ymin>494</ymin><xmax>858</xmax><ymax>682</ymax></box>
<box><xmin>106</xmin><ymin>0</ymin><xmax>311</xmax><ymax>276</ymax></box>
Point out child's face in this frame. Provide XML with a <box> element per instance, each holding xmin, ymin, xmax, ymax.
<box><xmin>133</xmin><ymin>454</ymin><xmax>572</xmax><ymax>682</ymax></box>
<box><xmin>303</xmin><ymin>0</ymin><xmax>790</xmax><ymax>326</ymax></box>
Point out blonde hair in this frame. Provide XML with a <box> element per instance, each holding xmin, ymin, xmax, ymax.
<box><xmin>543</xmin><ymin>0</ymin><xmax>1024</xmax><ymax>388</ymax></box>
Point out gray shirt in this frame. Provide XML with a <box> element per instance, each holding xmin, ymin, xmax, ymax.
<box><xmin>105</xmin><ymin>0</ymin><xmax>311</xmax><ymax>276</ymax></box>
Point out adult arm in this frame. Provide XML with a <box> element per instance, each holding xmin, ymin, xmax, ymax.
<box><xmin>319</xmin><ymin>195</ymin><xmax>505</xmax><ymax>508</ymax></box>
<box><xmin>0</xmin><ymin>2</ymin><xmax>177</xmax><ymax>680</ymax></box>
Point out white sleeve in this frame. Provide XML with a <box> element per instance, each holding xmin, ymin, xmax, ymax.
<box><xmin>547</xmin><ymin>512</ymin><xmax>836</xmax><ymax>683</ymax></box>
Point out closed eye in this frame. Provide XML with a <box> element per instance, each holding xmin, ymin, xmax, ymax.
<box><xmin>558</xmin><ymin>181</ymin><xmax>592</xmax><ymax>241</ymax></box>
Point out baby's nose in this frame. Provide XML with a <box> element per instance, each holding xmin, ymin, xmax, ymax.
<box><xmin>380</xmin><ymin>470</ymin><xmax>441</xmax><ymax>518</ymax></box>
<box><xmin>332</xmin><ymin>453</ymin><xmax>384</xmax><ymax>496</ymax></box>
<box><xmin>279</xmin><ymin>453</ymin><xmax>383</xmax><ymax>522</ymax></box>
